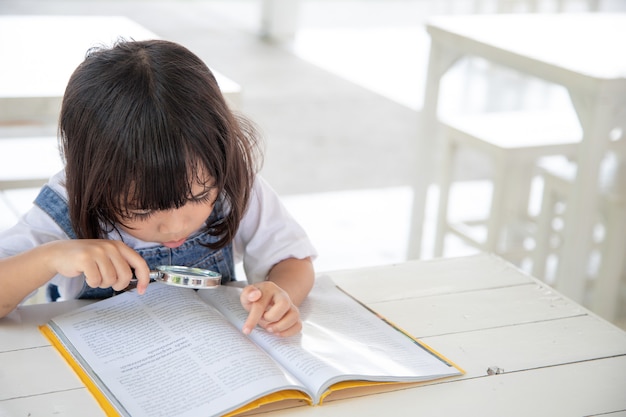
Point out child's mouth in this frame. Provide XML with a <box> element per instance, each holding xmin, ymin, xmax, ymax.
<box><xmin>162</xmin><ymin>238</ymin><xmax>186</xmax><ymax>248</ymax></box>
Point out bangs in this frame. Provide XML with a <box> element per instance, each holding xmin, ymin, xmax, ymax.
<box><xmin>112</xmin><ymin>150</ymin><xmax>216</xmax><ymax>220</ymax></box>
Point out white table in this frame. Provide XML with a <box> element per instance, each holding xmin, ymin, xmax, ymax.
<box><xmin>0</xmin><ymin>15</ymin><xmax>241</xmax><ymax>128</ymax></box>
<box><xmin>407</xmin><ymin>13</ymin><xmax>626</xmax><ymax>305</ymax></box>
<box><xmin>1</xmin><ymin>253</ymin><xmax>625</xmax><ymax>416</ymax></box>
<box><xmin>0</xmin><ymin>136</ymin><xmax>63</xmax><ymax>189</ymax></box>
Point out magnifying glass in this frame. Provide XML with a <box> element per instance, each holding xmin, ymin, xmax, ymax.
<box><xmin>129</xmin><ymin>265</ymin><xmax>222</xmax><ymax>289</ymax></box>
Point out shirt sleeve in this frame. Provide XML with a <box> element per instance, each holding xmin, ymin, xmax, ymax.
<box><xmin>233</xmin><ymin>176</ymin><xmax>317</xmax><ymax>283</ymax></box>
<box><xmin>0</xmin><ymin>171</ymin><xmax>84</xmax><ymax>301</ymax></box>
<box><xmin>0</xmin><ymin>172</ymin><xmax>67</xmax><ymax>256</ymax></box>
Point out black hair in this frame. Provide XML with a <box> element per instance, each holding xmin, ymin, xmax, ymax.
<box><xmin>59</xmin><ymin>39</ymin><xmax>261</xmax><ymax>248</ymax></box>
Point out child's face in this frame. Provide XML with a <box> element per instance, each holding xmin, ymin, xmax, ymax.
<box><xmin>117</xmin><ymin>181</ymin><xmax>218</xmax><ymax>248</ymax></box>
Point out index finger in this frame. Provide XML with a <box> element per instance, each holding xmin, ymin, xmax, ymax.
<box><xmin>128</xmin><ymin>267</ymin><xmax>151</xmax><ymax>294</ymax></box>
<box><xmin>117</xmin><ymin>244</ymin><xmax>150</xmax><ymax>295</ymax></box>
<box><xmin>242</xmin><ymin>301</ymin><xmax>266</xmax><ymax>335</ymax></box>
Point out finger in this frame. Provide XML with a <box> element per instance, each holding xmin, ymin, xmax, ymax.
<box><xmin>270</xmin><ymin>317</ymin><xmax>302</xmax><ymax>338</ymax></box>
<box><xmin>95</xmin><ymin>258</ymin><xmax>120</xmax><ymax>289</ymax></box>
<box><xmin>242</xmin><ymin>300</ymin><xmax>267</xmax><ymax>335</ymax></box>
<box><xmin>84</xmin><ymin>274</ymin><xmax>99</xmax><ymax>288</ymax></box>
<box><xmin>130</xmin><ymin>266</ymin><xmax>150</xmax><ymax>295</ymax></box>
<box><xmin>115</xmin><ymin>243</ymin><xmax>150</xmax><ymax>294</ymax></box>
<box><xmin>259</xmin><ymin>295</ymin><xmax>291</xmax><ymax>324</ymax></box>
<box><xmin>240</xmin><ymin>285</ymin><xmax>269</xmax><ymax>334</ymax></box>
<box><xmin>266</xmin><ymin>307</ymin><xmax>301</xmax><ymax>335</ymax></box>
<box><xmin>240</xmin><ymin>286</ymin><xmax>263</xmax><ymax>307</ymax></box>
<box><xmin>82</xmin><ymin>263</ymin><xmax>102</xmax><ymax>289</ymax></box>
<box><xmin>108</xmin><ymin>256</ymin><xmax>134</xmax><ymax>292</ymax></box>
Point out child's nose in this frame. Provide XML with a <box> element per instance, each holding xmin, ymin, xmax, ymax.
<box><xmin>158</xmin><ymin>210</ymin><xmax>186</xmax><ymax>234</ymax></box>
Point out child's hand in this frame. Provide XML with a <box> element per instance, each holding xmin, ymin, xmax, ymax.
<box><xmin>48</xmin><ymin>239</ymin><xmax>151</xmax><ymax>294</ymax></box>
<box><xmin>240</xmin><ymin>281</ymin><xmax>302</xmax><ymax>337</ymax></box>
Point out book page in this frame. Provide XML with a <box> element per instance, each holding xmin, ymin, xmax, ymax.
<box><xmin>47</xmin><ymin>284</ymin><xmax>309</xmax><ymax>417</ymax></box>
<box><xmin>199</xmin><ymin>276</ymin><xmax>461</xmax><ymax>403</ymax></box>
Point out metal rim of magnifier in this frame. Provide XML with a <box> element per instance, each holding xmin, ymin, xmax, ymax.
<box><xmin>148</xmin><ymin>265</ymin><xmax>222</xmax><ymax>289</ymax></box>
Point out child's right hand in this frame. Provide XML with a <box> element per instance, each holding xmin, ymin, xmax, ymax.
<box><xmin>47</xmin><ymin>239</ymin><xmax>151</xmax><ymax>294</ymax></box>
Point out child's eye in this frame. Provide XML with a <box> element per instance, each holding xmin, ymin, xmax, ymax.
<box><xmin>125</xmin><ymin>209</ymin><xmax>154</xmax><ymax>221</ymax></box>
<box><xmin>190</xmin><ymin>190</ymin><xmax>215</xmax><ymax>204</ymax></box>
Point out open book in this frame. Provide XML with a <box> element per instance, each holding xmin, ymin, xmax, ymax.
<box><xmin>40</xmin><ymin>276</ymin><xmax>463</xmax><ymax>417</ymax></box>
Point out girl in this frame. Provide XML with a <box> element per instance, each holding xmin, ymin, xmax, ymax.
<box><xmin>0</xmin><ymin>40</ymin><xmax>316</xmax><ymax>337</ymax></box>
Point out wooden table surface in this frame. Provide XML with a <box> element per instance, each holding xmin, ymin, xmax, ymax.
<box><xmin>1</xmin><ymin>253</ymin><xmax>625</xmax><ymax>416</ymax></box>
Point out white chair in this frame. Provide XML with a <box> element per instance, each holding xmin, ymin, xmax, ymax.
<box><xmin>532</xmin><ymin>154</ymin><xmax>625</xmax><ymax>321</ymax></box>
<box><xmin>433</xmin><ymin>110</ymin><xmax>581</xmax><ymax>261</ymax></box>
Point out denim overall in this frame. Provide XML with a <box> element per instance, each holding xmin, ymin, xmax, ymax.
<box><xmin>34</xmin><ymin>185</ymin><xmax>235</xmax><ymax>300</ymax></box>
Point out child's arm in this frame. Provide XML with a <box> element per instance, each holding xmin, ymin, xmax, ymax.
<box><xmin>240</xmin><ymin>257</ymin><xmax>314</xmax><ymax>337</ymax></box>
<box><xmin>0</xmin><ymin>240</ymin><xmax>151</xmax><ymax>318</ymax></box>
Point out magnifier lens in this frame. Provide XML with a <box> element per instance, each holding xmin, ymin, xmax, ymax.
<box><xmin>154</xmin><ymin>265</ymin><xmax>221</xmax><ymax>288</ymax></box>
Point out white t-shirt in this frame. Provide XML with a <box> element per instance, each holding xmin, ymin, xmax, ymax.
<box><xmin>0</xmin><ymin>171</ymin><xmax>317</xmax><ymax>301</ymax></box>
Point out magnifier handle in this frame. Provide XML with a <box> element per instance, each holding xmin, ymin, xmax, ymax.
<box><xmin>127</xmin><ymin>270</ymin><xmax>162</xmax><ymax>286</ymax></box>
<box><xmin>148</xmin><ymin>271</ymin><xmax>163</xmax><ymax>280</ymax></box>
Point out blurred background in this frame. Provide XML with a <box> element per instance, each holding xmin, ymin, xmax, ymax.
<box><xmin>1</xmin><ymin>0</ymin><xmax>625</xmax><ymax>326</ymax></box>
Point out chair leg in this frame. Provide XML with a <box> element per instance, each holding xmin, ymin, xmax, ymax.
<box><xmin>500</xmin><ymin>161</ymin><xmax>534</xmax><ymax>257</ymax></box>
<box><xmin>485</xmin><ymin>156</ymin><xmax>507</xmax><ymax>253</ymax></box>
<box><xmin>591</xmin><ymin>197</ymin><xmax>626</xmax><ymax>321</ymax></box>
<box><xmin>433</xmin><ymin>138</ymin><xmax>456</xmax><ymax>257</ymax></box>
<box><xmin>532</xmin><ymin>173</ymin><xmax>561</xmax><ymax>282</ymax></box>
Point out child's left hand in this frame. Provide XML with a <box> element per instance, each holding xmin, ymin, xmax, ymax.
<box><xmin>240</xmin><ymin>281</ymin><xmax>302</xmax><ymax>337</ymax></box>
